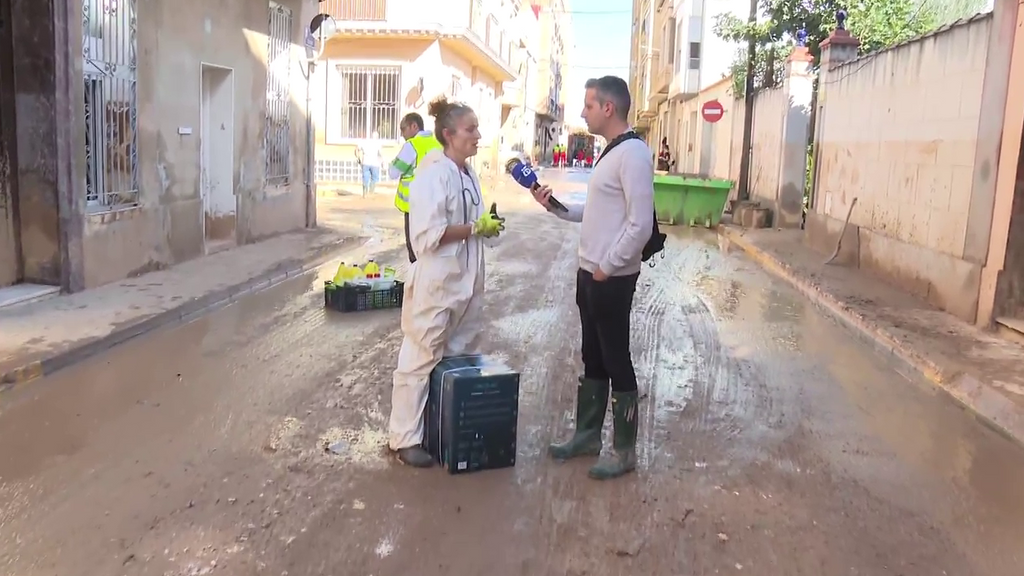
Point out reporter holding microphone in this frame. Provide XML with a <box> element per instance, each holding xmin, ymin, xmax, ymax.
<box><xmin>532</xmin><ymin>76</ymin><xmax>655</xmax><ymax>481</ymax></box>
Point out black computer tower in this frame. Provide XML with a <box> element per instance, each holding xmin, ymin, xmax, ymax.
<box><xmin>425</xmin><ymin>355</ymin><xmax>521</xmax><ymax>474</ymax></box>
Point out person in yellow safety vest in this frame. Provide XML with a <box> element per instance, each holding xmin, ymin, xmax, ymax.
<box><xmin>389</xmin><ymin>112</ymin><xmax>443</xmax><ymax>264</ymax></box>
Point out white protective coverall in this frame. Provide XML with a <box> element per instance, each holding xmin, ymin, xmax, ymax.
<box><xmin>388</xmin><ymin>151</ymin><xmax>499</xmax><ymax>450</ymax></box>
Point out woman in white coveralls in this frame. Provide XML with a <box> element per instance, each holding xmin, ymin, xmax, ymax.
<box><xmin>388</xmin><ymin>96</ymin><xmax>507</xmax><ymax>467</ymax></box>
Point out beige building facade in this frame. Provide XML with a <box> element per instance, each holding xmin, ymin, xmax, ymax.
<box><xmin>532</xmin><ymin>0</ymin><xmax>570</xmax><ymax>160</ymax></box>
<box><xmin>629</xmin><ymin>0</ymin><xmax>742</xmax><ymax>164</ymax></box>
<box><xmin>0</xmin><ymin>0</ymin><xmax>317</xmax><ymax>297</ymax></box>
<box><xmin>312</xmin><ymin>0</ymin><xmax>563</xmax><ymax>184</ymax></box>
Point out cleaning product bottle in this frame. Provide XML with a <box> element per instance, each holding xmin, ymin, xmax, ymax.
<box><xmin>347</xmin><ymin>263</ymin><xmax>364</xmax><ymax>287</ymax></box>
<box><xmin>332</xmin><ymin>261</ymin><xmax>348</xmax><ymax>286</ymax></box>
<box><xmin>364</xmin><ymin>259</ymin><xmax>380</xmax><ymax>279</ymax></box>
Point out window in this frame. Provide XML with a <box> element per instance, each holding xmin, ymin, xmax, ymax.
<box><xmin>82</xmin><ymin>0</ymin><xmax>139</xmax><ymax>208</ymax></box>
<box><xmin>688</xmin><ymin>41</ymin><xmax>701</xmax><ymax>70</ymax></box>
<box><xmin>664</xmin><ymin>18</ymin><xmax>676</xmax><ymax>65</ymax></box>
<box><xmin>675</xmin><ymin>19</ymin><xmax>685</xmax><ymax>74</ymax></box>
<box><xmin>450</xmin><ymin>74</ymin><xmax>462</xmax><ymax>99</ymax></box>
<box><xmin>337</xmin><ymin>65</ymin><xmax>401</xmax><ymax>140</ymax></box>
<box><xmin>265</xmin><ymin>2</ymin><xmax>292</xmax><ymax>186</ymax></box>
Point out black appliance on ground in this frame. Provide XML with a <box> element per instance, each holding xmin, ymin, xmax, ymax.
<box><xmin>425</xmin><ymin>355</ymin><xmax>521</xmax><ymax>474</ymax></box>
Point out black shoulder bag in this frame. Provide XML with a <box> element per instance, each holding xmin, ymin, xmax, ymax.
<box><xmin>594</xmin><ymin>131</ymin><xmax>667</xmax><ymax>267</ymax></box>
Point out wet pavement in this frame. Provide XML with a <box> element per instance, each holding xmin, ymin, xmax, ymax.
<box><xmin>2</xmin><ymin>170</ymin><xmax>1024</xmax><ymax>575</ymax></box>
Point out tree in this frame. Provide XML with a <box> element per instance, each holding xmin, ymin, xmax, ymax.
<box><xmin>713</xmin><ymin>0</ymin><xmax>984</xmax><ymax>96</ymax></box>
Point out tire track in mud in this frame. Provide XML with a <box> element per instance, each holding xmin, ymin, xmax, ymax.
<box><xmin>531</xmin><ymin>231</ymin><xmax>800</xmax><ymax>575</ymax></box>
<box><xmin>530</xmin><ymin>236</ymin><xmax>713</xmax><ymax>575</ymax></box>
<box><xmin>481</xmin><ymin>216</ymin><xmax>591</xmax><ymax>573</ymax></box>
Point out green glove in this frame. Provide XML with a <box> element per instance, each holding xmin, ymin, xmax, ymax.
<box><xmin>473</xmin><ymin>203</ymin><xmax>506</xmax><ymax>237</ymax></box>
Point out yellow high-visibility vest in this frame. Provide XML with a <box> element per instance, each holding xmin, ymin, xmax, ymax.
<box><xmin>394</xmin><ymin>134</ymin><xmax>443</xmax><ymax>214</ymax></box>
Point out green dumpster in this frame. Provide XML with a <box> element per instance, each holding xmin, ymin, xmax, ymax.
<box><xmin>653</xmin><ymin>174</ymin><xmax>733</xmax><ymax>228</ymax></box>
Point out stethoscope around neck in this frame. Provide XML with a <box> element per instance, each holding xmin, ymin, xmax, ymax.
<box><xmin>455</xmin><ymin>162</ymin><xmax>481</xmax><ymax>225</ymax></box>
<box><xmin>453</xmin><ymin>163</ymin><xmax>482</xmax><ymax>267</ymax></box>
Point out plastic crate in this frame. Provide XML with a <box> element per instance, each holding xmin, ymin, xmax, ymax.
<box><xmin>324</xmin><ymin>280</ymin><xmax>404</xmax><ymax>313</ymax></box>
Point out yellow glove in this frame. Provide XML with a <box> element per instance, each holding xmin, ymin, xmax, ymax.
<box><xmin>473</xmin><ymin>203</ymin><xmax>506</xmax><ymax>238</ymax></box>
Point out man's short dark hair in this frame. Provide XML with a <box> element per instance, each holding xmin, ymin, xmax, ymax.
<box><xmin>584</xmin><ymin>76</ymin><xmax>631</xmax><ymax>121</ymax></box>
<box><xmin>401</xmin><ymin>112</ymin><xmax>424</xmax><ymax>131</ymax></box>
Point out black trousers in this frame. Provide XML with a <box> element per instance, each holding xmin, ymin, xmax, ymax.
<box><xmin>403</xmin><ymin>212</ymin><xmax>417</xmax><ymax>264</ymax></box>
<box><xmin>576</xmin><ymin>268</ymin><xmax>639</xmax><ymax>393</ymax></box>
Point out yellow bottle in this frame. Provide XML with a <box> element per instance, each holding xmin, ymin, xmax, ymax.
<box><xmin>364</xmin><ymin>259</ymin><xmax>380</xmax><ymax>279</ymax></box>
<box><xmin>332</xmin><ymin>262</ymin><xmax>348</xmax><ymax>285</ymax></box>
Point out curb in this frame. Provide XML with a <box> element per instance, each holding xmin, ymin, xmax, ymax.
<box><xmin>719</xmin><ymin>226</ymin><xmax>1024</xmax><ymax>447</ymax></box>
<box><xmin>0</xmin><ymin>237</ymin><xmax>361</xmax><ymax>398</ymax></box>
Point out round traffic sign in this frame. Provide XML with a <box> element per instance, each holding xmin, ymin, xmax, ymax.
<box><xmin>701</xmin><ymin>100</ymin><xmax>724</xmax><ymax>123</ymax></box>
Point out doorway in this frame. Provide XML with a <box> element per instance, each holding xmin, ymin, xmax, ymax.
<box><xmin>699</xmin><ymin>120</ymin><xmax>714</xmax><ymax>176</ymax></box>
<box><xmin>684</xmin><ymin>110</ymin><xmax>698</xmax><ymax>173</ymax></box>
<box><xmin>200</xmin><ymin>64</ymin><xmax>235</xmax><ymax>254</ymax></box>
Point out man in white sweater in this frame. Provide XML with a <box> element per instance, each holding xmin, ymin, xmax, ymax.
<box><xmin>531</xmin><ymin>76</ymin><xmax>655</xmax><ymax>480</ymax></box>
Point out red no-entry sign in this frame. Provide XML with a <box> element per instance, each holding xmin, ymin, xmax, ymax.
<box><xmin>702</xmin><ymin>100</ymin><xmax>724</xmax><ymax>123</ymax></box>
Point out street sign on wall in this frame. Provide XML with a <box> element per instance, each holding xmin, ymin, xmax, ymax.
<box><xmin>701</xmin><ymin>100</ymin><xmax>724</xmax><ymax>123</ymax></box>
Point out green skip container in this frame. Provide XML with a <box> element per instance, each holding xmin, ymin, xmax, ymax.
<box><xmin>653</xmin><ymin>174</ymin><xmax>733</xmax><ymax>228</ymax></box>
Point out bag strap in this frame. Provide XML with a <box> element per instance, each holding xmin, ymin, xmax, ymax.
<box><xmin>593</xmin><ymin>131</ymin><xmax>644</xmax><ymax>169</ymax></box>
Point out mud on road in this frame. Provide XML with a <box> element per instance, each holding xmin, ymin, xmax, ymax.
<box><xmin>2</xmin><ymin>185</ymin><xmax>1024</xmax><ymax>576</ymax></box>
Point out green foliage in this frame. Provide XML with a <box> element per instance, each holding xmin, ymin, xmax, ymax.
<box><xmin>726</xmin><ymin>45</ymin><xmax>789</xmax><ymax>96</ymax></box>
<box><xmin>712</xmin><ymin>0</ymin><xmax>987</xmax><ymax>95</ymax></box>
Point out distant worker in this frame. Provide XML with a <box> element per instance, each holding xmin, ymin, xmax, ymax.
<box><xmin>389</xmin><ymin>112</ymin><xmax>443</xmax><ymax>263</ymax></box>
<box><xmin>356</xmin><ymin>130</ymin><xmax>383</xmax><ymax>198</ymax></box>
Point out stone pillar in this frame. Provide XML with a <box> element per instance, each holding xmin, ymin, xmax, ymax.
<box><xmin>804</xmin><ymin>27</ymin><xmax>860</xmax><ymax>264</ymax></box>
<box><xmin>775</xmin><ymin>44</ymin><xmax>815</xmax><ymax>228</ymax></box>
<box><xmin>977</xmin><ymin>0</ymin><xmax>1024</xmax><ymax>325</ymax></box>
<box><xmin>819</xmin><ymin>28</ymin><xmax>860</xmax><ymax>86</ymax></box>
<box><xmin>9</xmin><ymin>0</ymin><xmax>83</xmax><ymax>291</ymax></box>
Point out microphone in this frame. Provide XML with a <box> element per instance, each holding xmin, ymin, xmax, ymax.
<box><xmin>508</xmin><ymin>160</ymin><xmax>569</xmax><ymax>213</ymax></box>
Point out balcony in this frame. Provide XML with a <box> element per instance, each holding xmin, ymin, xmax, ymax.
<box><xmin>645</xmin><ymin>53</ymin><xmax>668</xmax><ymax>108</ymax></box>
<box><xmin>536</xmin><ymin>95</ymin><xmax>563</xmax><ymax>121</ymax></box>
<box><xmin>668</xmin><ymin>67</ymin><xmax>700</xmax><ymax>101</ymax></box>
<box><xmin>534</xmin><ymin>64</ymin><xmax>562</xmax><ymax>119</ymax></box>
<box><xmin>501</xmin><ymin>80</ymin><xmax>523</xmax><ymax>107</ymax></box>
<box><xmin>319</xmin><ymin>0</ymin><xmax>516</xmax><ymax>82</ymax></box>
<box><xmin>652</xmin><ymin>51</ymin><xmax>672</xmax><ymax>95</ymax></box>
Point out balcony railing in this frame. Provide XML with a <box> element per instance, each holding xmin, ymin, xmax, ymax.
<box><xmin>319</xmin><ymin>0</ymin><xmax>514</xmax><ymax>72</ymax></box>
<box><xmin>320</xmin><ymin>0</ymin><xmax>387</xmax><ymax>21</ymax></box>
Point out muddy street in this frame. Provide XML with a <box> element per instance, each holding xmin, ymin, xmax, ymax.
<box><xmin>2</xmin><ymin>172</ymin><xmax>1024</xmax><ymax>576</ymax></box>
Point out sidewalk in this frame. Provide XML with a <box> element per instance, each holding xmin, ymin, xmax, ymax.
<box><xmin>0</xmin><ymin>228</ymin><xmax>363</xmax><ymax>393</ymax></box>
<box><xmin>719</xmin><ymin>225</ymin><xmax>1024</xmax><ymax>446</ymax></box>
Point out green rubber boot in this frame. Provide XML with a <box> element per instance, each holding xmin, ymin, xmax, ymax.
<box><xmin>548</xmin><ymin>376</ymin><xmax>609</xmax><ymax>460</ymax></box>
<box><xmin>588</xmin><ymin>391</ymin><xmax>639</xmax><ymax>480</ymax></box>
